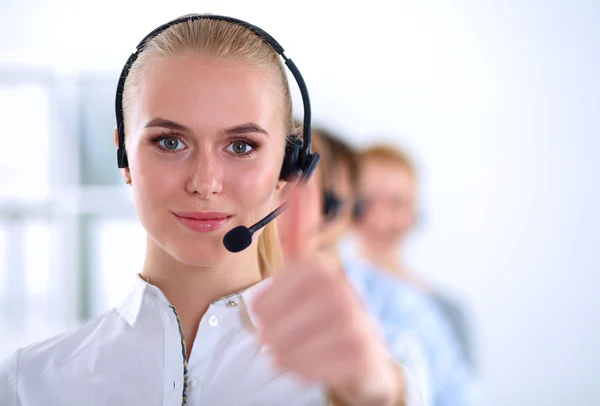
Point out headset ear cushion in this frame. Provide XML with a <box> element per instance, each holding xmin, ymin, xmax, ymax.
<box><xmin>280</xmin><ymin>136</ymin><xmax>303</xmax><ymax>181</ymax></box>
<box><xmin>323</xmin><ymin>191</ymin><xmax>343</xmax><ymax>220</ymax></box>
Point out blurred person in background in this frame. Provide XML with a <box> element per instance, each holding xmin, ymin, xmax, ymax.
<box><xmin>0</xmin><ymin>14</ymin><xmax>411</xmax><ymax>406</ymax></box>
<box><xmin>352</xmin><ymin>144</ymin><xmax>475</xmax><ymax>371</ymax></box>
<box><xmin>290</xmin><ymin>126</ymin><xmax>477</xmax><ymax>406</ymax></box>
<box><xmin>280</xmin><ymin>130</ymin><xmax>431</xmax><ymax>405</ymax></box>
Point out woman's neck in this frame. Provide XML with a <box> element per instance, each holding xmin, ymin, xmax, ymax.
<box><xmin>359</xmin><ymin>240</ymin><xmax>404</xmax><ymax>276</ymax></box>
<box><xmin>140</xmin><ymin>236</ymin><xmax>263</xmax><ymax>358</ymax></box>
<box><xmin>357</xmin><ymin>239</ymin><xmax>432</xmax><ymax>293</ymax></box>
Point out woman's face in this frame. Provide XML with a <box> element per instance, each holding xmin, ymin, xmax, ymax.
<box><xmin>355</xmin><ymin>159</ymin><xmax>417</xmax><ymax>251</ymax></box>
<box><xmin>122</xmin><ymin>56</ymin><xmax>286</xmax><ymax>266</ymax></box>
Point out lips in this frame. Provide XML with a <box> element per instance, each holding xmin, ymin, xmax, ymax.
<box><xmin>173</xmin><ymin>211</ymin><xmax>232</xmax><ymax>233</ymax></box>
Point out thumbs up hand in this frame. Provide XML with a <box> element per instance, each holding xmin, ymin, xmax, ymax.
<box><xmin>250</xmin><ymin>184</ymin><xmax>405</xmax><ymax>406</ymax></box>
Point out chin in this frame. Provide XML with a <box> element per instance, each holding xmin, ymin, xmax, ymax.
<box><xmin>363</xmin><ymin>235</ymin><xmax>394</xmax><ymax>250</ymax></box>
<box><xmin>153</xmin><ymin>226</ymin><xmax>233</xmax><ymax>267</ymax></box>
<box><xmin>168</xmin><ymin>241</ymin><xmax>231</xmax><ymax>267</ymax></box>
<box><xmin>143</xmin><ymin>214</ymin><xmax>252</xmax><ymax>267</ymax></box>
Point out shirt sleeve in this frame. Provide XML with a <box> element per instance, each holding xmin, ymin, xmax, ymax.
<box><xmin>0</xmin><ymin>349</ymin><xmax>20</xmax><ymax>406</ymax></box>
<box><xmin>390</xmin><ymin>292</ymin><xmax>475</xmax><ymax>406</ymax></box>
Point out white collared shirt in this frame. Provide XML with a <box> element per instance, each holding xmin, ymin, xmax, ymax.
<box><xmin>0</xmin><ymin>275</ymin><xmax>421</xmax><ymax>406</ymax></box>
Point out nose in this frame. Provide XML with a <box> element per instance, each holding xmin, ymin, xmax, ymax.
<box><xmin>186</xmin><ymin>148</ymin><xmax>224</xmax><ymax>199</ymax></box>
<box><xmin>363</xmin><ymin>203</ymin><xmax>394</xmax><ymax>234</ymax></box>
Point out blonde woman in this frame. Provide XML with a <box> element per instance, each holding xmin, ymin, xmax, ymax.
<box><xmin>278</xmin><ymin>130</ymin><xmax>431</xmax><ymax>405</ymax></box>
<box><xmin>0</xmin><ymin>15</ymin><xmax>411</xmax><ymax>406</ymax></box>
<box><xmin>353</xmin><ymin>144</ymin><xmax>476</xmax><ymax>405</ymax></box>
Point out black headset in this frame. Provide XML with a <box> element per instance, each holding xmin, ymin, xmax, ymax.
<box><xmin>316</xmin><ymin>132</ymin><xmax>365</xmax><ymax>222</ymax></box>
<box><xmin>323</xmin><ymin>183</ymin><xmax>366</xmax><ymax>222</ymax></box>
<box><xmin>115</xmin><ymin>13</ymin><xmax>320</xmax><ymax>252</ymax></box>
<box><xmin>323</xmin><ymin>191</ymin><xmax>343</xmax><ymax>220</ymax></box>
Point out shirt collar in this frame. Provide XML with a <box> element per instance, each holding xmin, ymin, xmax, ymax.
<box><xmin>116</xmin><ymin>274</ymin><xmax>274</xmax><ymax>328</ymax></box>
<box><xmin>240</xmin><ymin>277</ymin><xmax>274</xmax><ymax>329</ymax></box>
<box><xmin>116</xmin><ymin>274</ymin><xmax>151</xmax><ymax>327</ymax></box>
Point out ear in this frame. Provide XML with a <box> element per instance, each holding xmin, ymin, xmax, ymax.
<box><xmin>275</xmin><ymin>178</ymin><xmax>287</xmax><ymax>191</ymax></box>
<box><xmin>113</xmin><ymin>127</ymin><xmax>119</xmax><ymax>148</ymax></box>
<box><xmin>114</xmin><ymin>127</ymin><xmax>131</xmax><ymax>184</ymax></box>
<box><xmin>275</xmin><ymin>179</ymin><xmax>290</xmax><ymax>205</ymax></box>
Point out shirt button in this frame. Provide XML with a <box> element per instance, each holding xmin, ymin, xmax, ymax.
<box><xmin>208</xmin><ymin>315</ymin><xmax>219</xmax><ymax>326</ymax></box>
<box><xmin>190</xmin><ymin>378</ymin><xmax>199</xmax><ymax>388</ymax></box>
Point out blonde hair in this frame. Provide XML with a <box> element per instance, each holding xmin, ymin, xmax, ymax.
<box><xmin>360</xmin><ymin>144</ymin><xmax>417</xmax><ymax>178</ymax></box>
<box><xmin>123</xmin><ymin>16</ymin><xmax>293</xmax><ymax>275</ymax></box>
<box><xmin>257</xmin><ymin>221</ymin><xmax>281</xmax><ymax>276</ymax></box>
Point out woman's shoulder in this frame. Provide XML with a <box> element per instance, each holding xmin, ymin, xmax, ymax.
<box><xmin>342</xmin><ymin>254</ymin><xmax>422</xmax><ymax>297</ymax></box>
<box><xmin>0</xmin><ymin>309</ymin><xmax>119</xmax><ymax>380</ymax></box>
<box><xmin>1</xmin><ymin>276</ymin><xmax>152</xmax><ymax>377</ymax></box>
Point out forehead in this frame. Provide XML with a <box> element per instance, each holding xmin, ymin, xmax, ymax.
<box><xmin>133</xmin><ymin>56</ymin><xmax>283</xmax><ymax>132</ymax></box>
<box><xmin>360</xmin><ymin>159</ymin><xmax>415</xmax><ymax>193</ymax></box>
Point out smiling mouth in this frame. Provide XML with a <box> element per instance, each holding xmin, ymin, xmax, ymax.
<box><xmin>172</xmin><ymin>212</ymin><xmax>233</xmax><ymax>233</ymax></box>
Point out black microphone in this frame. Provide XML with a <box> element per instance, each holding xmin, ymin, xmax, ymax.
<box><xmin>222</xmin><ymin>154</ymin><xmax>320</xmax><ymax>253</ymax></box>
<box><xmin>222</xmin><ymin>202</ymin><xmax>289</xmax><ymax>253</ymax></box>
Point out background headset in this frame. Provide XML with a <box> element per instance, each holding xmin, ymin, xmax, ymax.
<box><xmin>314</xmin><ymin>129</ymin><xmax>365</xmax><ymax>222</ymax></box>
<box><xmin>315</xmin><ymin>130</ymin><xmax>343</xmax><ymax>221</ymax></box>
<box><xmin>322</xmin><ymin>166</ymin><xmax>366</xmax><ymax>222</ymax></box>
<box><xmin>114</xmin><ymin>13</ymin><xmax>320</xmax><ymax>253</ymax></box>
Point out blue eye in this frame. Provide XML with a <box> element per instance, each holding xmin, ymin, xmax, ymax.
<box><xmin>226</xmin><ymin>140</ymin><xmax>254</xmax><ymax>155</ymax></box>
<box><xmin>158</xmin><ymin>137</ymin><xmax>184</xmax><ymax>151</ymax></box>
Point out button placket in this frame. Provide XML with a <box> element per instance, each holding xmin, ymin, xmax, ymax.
<box><xmin>207</xmin><ymin>315</ymin><xmax>219</xmax><ymax>327</ymax></box>
<box><xmin>158</xmin><ymin>304</ymin><xmax>186</xmax><ymax>405</ymax></box>
<box><xmin>186</xmin><ymin>304</ymin><xmax>231</xmax><ymax>400</ymax></box>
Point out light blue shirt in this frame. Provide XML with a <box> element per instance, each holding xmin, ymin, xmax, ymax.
<box><xmin>343</xmin><ymin>255</ymin><xmax>475</xmax><ymax>406</ymax></box>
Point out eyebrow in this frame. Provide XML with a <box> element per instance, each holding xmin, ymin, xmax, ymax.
<box><xmin>144</xmin><ymin>117</ymin><xmax>190</xmax><ymax>132</ymax></box>
<box><xmin>144</xmin><ymin>118</ymin><xmax>269</xmax><ymax>137</ymax></box>
<box><xmin>225</xmin><ymin>122</ymin><xmax>269</xmax><ymax>137</ymax></box>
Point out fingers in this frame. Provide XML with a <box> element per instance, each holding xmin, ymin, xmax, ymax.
<box><xmin>254</xmin><ymin>268</ymin><xmax>353</xmax><ymax>349</ymax></box>
<box><xmin>280</xmin><ymin>186</ymin><xmax>309</xmax><ymax>261</ymax></box>
<box><xmin>248</xmin><ymin>246</ymin><xmax>397</xmax><ymax>403</ymax></box>
<box><xmin>280</xmin><ymin>331</ymin><xmax>365</xmax><ymax>382</ymax></box>
<box><xmin>252</xmin><ymin>253</ymin><xmax>345</xmax><ymax>324</ymax></box>
<box><xmin>278</xmin><ymin>166</ymin><xmax>324</xmax><ymax>263</ymax></box>
<box><xmin>250</xmin><ymin>254</ymin><xmax>367</xmax><ymax>380</ymax></box>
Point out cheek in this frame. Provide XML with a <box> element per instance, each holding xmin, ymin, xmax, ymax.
<box><xmin>133</xmin><ymin>154</ymin><xmax>182</xmax><ymax>199</ymax></box>
<box><xmin>390</xmin><ymin>213</ymin><xmax>408</xmax><ymax>229</ymax></box>
<box><xmin>389</xmin><ymin>208</ymin><xmax>413</xmax><ymax>233</ymax></box>
<box><xmin>362</xmin><ymin>205</ymin><xmax>383</xmax><ymax>225</ymax></box>
<box><xmin>361</xmin><ymin>205</ymin><xmax>397</xmax><ymax>234</ymax></box>
<box><xmin>228</xmin><ymin>165</ymin><xmax>272</xmax><ymax>193</ymax></box>
<box><xmin>224</xmin><ymin>158</ymin><xmax>282</xmax><ymax>214</ymax></box>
